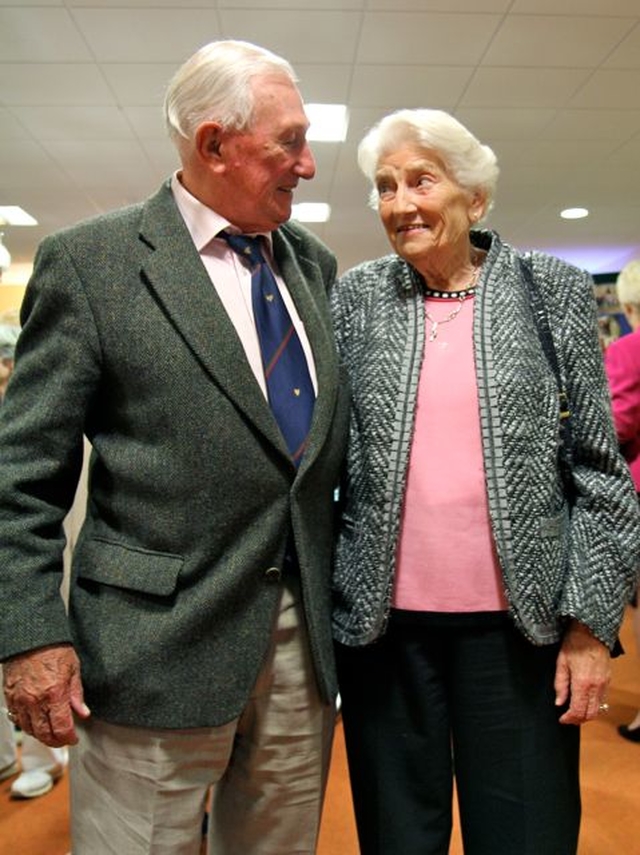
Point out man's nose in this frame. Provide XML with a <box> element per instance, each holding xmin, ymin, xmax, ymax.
<box><xmin>297</xmin><ymin>143</ymin><xmax>316</xmax><ymax>180</ymax></box>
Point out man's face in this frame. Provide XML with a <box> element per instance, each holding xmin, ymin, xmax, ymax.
<box><xmin>217</xmin><ymin>74</ymin><xmax>316</xmax><ymax>233</ymax></box>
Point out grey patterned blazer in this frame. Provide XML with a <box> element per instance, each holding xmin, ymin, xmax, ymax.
<box><xmin>0</xmin><ymin>180</ymin><xmax>349</xmax><ymax>728</ymax></box>
<box><xmin>330</xmin><ymin>229</ymin><xmax>640</xmax><ymax>650</ymax></box>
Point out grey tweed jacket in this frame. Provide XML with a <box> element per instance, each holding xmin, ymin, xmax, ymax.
<box><xmin>330</xmin><ymin>230</ymin><xmax>640</xmax><ymax>650</ymax></box>
<box><xmin>0</xmin><ymin>181</ymin><xmax>349</xmax><ymax>728</ymax></box>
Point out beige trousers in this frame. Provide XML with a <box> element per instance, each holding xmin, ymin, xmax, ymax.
<box><xmin>69</xmin><ymin>580</ymin><xmax>335</xmax><ymax>855</ymax></box>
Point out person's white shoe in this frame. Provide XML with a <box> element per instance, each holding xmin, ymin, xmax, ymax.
<box><xmin>10</xmin><ymin>761</ymin><xmax>66</xmax><ymax>799</ymax></box>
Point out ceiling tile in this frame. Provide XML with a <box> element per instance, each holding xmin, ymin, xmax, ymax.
<box><xmin>483</xmin><ymin>15</ymin><xmax>636</xmax><ymax>67</ymax></box>
<box><xmin>219</xmin><ymin>10</ymin><xmax>362</xmax><ymax>64</ymax></box>
<box><xmin>455</xmin><ymin>107</ymin><xmax>556</xmax><ymax>140</ymax></box>
<box><xmin>218</xmin><ymin>0</ymin><xmax>365</xmax><ymax>8</ymax></box>
<box><xmin>511</xmin><ymin>0</ymin><xmax>640</xmax><ymax>13</ymax></box>
<box><xmin>139</xmin><ymin>140</ymin><xmax>180</xmax><ymax>179</ymax></box>
<box><xmin>2</xmin><ymin>2</ymin><xmax>640</xmax><ymax>273</ymax></box>
<box><xmin>12</xmin><ymin>106</ymin><xmax>135</xmax><ymax>142</ymax></box>
<box><xmin>122</xmin><ymin>106</ymin><xmax>168</xmax><ymax>141</ymax></box>
<box><xmin>349</xmin><ymin>65</ymin><xmax>474</xmax><ymax>109</ymax></box>
<box><xmin>0</xmin><ymin>0</ymin><xmax>60</xmax><ymax>5</ymax></box>
<box><xmin>541</xmin><ymin>109</ymin><xmax>640</xmax><ymax>141</ymax></box>
<box><xmin>72</xmin><ymin>8</ymin><xmax>222</xmax><ymax>62</ymax></box>
<box><xmin>42</xmin><ymin>140</ymin><xmax>159</xmax><ymax>200</ymax></box>
<box><xmin>100</xmin><ymin>64</ymin><xmax>179</xmax><ymax>107</ymax></box>
<box><xmin>0</xmin><ymin>107</ymin><xmax>31</xmax><ymax>141</ymax></box>
<box><xmin>461</xmin><ymin>67</ymin><xmax>591</xmax><ymax>108</ymax></box>
<box><xmin>0</xmin><ymin>65</ymin><xmax>116</xmax><ymax>106</ymax></box>
<box><xmin>0</xmin><ymin>140</ymin><xmax>69</xmax><ymax>191</ymax></box>
<box><xmin>293</xmin><ymin>64</ymin><xmax>354</xmax><ymax>104</ymax></box>
<box><xmin>68</xmin><ymin>0</ymin><xmax>209</xmax><ymax>5</ymax></box>
<box><xmin>0</xmin><ymin>7</ymin><xmax>92</xmax><ymax>61</ymax></box>
<box><xmin>604</xmin><ymin>22</ymin><xmax>640</xmax><ymax>68</ymax></box>
<box><xmin>368</xmin><ymin>0</ymin><xmax>510</xmax><ymax>9</ymax></box>
<box><xmin>357</xmin><ymin>12</ymin><xmax>501</xmax><ymax>64</ymax></box>
<box><xmin>571</xmin><ymin>69</ymin><xmax>640</xmax><ymax>109</ymax></box>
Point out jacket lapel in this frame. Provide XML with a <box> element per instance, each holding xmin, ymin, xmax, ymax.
<box><xmin>138</xmin><ymin>183</ymin><xmax>287</xmax><ymax>456</ymax></box>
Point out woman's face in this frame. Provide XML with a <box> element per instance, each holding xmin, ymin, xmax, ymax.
<box><xmin>374</xmin><ymin>144</ymin><xmax>483</xmax><ymax>266</ymax></box>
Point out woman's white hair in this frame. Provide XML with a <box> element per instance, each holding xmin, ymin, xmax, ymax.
<box><xmin>164</xmin><ymin>40</ymin><xmax>297</xmax><ymax>155</ymax></box>
<box><xmin>357</xmin><ymin>108</ymin><xmax>499</xmax><ymax>216</ymax></box>
<box><xmin>616</xmin><ymin>260</ymin><xmax>640</xmax><ymax>306</ymax></box>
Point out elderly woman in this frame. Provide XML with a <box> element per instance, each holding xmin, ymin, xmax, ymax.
<box><xmin>604</xmin><ymin>259</ymin><xmax>640</xmax><ymax>743</ymax></box>
<box><xmin>330</xmin><ymin>109</ymin><xmax>640</xmax><ymax>854</ymax></box>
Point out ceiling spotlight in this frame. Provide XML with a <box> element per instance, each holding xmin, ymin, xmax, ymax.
<box><xmin>0</xmin><ymin>206</ymin><xmax>38</xmax><ymax>226</ymax></box>
<box><xmin>560</xmin><ymin>207</ymin><xmax>589</xmax><ymax>220</ymax></box>
<box><xmin>305</xmin><ymin>104</ymin><xmax>349</xmax><ymax>142</ymax></box>
<box><xmin>292</xmin><ymin>203</ymin><xmax>331</xmax><ymax>223</ymax></box>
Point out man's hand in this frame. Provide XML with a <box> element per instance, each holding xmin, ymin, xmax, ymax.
<box><xmin>554</xmin><ymin>620</ymin><xmax>611</xmax><ymax>725</ymax></box>
<box><xmin>3</xmin><ymin>644</ymin><xmax>91</xmax><ymax>746</ymax></box>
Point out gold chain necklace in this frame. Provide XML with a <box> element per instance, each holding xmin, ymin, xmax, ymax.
<box><xmin>423</xmin><ymin>264</ymin><xmax>479</xmax><ymax>342</ymax></box>
<box><xmin>424</xmin><ymin>297</ymin><xmax>465</xmax><ymax>342</ymax></box>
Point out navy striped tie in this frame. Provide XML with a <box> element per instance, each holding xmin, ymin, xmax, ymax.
<box><xmin>221</xmin><ymin>232</ymin><xmax>314</xmax><ymax>466</ymax></box>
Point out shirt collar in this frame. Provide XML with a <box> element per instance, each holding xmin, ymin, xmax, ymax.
<box><xmin>170</xmin><ymin>172</ymin><xmax>273</xmax><ymax>253</ymax></box>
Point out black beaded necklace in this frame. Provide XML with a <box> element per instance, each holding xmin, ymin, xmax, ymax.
<box><xmin>423</xmin><ymin>285</ymin><xmax>477</xmax><ymax>300</ymax></box>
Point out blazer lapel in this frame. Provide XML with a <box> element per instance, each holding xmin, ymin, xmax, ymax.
<box><xmin>138</xmin><ymin>184</ymin><xmax>287</xmax><ymax>456</ymax></box>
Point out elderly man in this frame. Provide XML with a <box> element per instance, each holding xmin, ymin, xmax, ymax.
<box><xmin>0</xmin><ymin>40</ymin><xmax>348</xmax><ymax>854</ymax></box>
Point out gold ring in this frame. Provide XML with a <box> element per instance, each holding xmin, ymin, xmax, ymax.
<box><xmin>4</xmin><ymin>707</ymin><xmax>17</xmax><ymax>723</ymax></box>
<box><xmin>599</xmin><ymin>703</ymin><xmax>610</xmax><ymax>714</ymax></box>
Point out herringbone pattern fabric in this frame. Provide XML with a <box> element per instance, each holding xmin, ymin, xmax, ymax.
<box><xmin>330</xmin><ymin>230</ymin><xmax>640</xmax><ymax>649</ymax></box>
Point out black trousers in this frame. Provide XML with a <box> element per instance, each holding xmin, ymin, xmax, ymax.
<box><xmin>336</xmin><ymin>613</ymin><xmax>581</xmax><ymax>855</ymax></box>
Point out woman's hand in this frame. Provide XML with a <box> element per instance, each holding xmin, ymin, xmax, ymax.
<box><xmin>554</xmin><ymin>619</ymin><xmax>611</xmax><ymax>724</ymax></box>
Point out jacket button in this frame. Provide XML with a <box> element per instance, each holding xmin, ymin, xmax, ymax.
<box><xmin>264</xmin><ymin>566</ymin><xmax>281</xmax><ymax>582</ymax></box>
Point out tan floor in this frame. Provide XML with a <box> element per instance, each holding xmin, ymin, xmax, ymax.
<box><xmin>1</xmin><ymin>608</ymin><xmax>639</xmax><ymax>854</ymax></box>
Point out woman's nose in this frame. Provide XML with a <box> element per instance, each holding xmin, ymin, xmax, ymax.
<box><xmin>392</xmin><ymin>184</ymin><xmax>417</xmax><ymax>212</ymax></box>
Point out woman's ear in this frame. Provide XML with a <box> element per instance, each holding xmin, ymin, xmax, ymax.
<box><xmin>469</xmin><ymin>191</ymin><xmax>486</xmax><ymax>224</ymax></box>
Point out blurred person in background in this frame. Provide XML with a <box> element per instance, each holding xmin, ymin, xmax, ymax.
<box><xmin>330</xmin><ymin>108</ymin><xmax>640</xmax><ymax>855</ymax></box>
<box><xmin>604</xmin><ymin>259</ymin><xmax>640</xmax><ymax>743</ymax></box>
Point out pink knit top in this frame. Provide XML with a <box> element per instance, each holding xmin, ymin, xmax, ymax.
<box><xmin>393</xmin><ymin>294</ymin><xmax>508</xmax><ymax>613</ymax></box>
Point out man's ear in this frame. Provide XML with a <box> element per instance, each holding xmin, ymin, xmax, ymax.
<box><xmin>195</xmin><ymin>122</ymin><xmax>224</xmax><ymax>164</ymax></box>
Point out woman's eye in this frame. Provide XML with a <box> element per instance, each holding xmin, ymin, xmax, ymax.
<box><xmin>377</xmin><ymin>183</ymin><xmax>394</xmax><ymax>200</ymax></box>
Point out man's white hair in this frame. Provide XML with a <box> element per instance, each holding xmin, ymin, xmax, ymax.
<box><xmin>164</xmin><ymin>39</ymin><xmax>298</xmax><ymax>158</ymax></box>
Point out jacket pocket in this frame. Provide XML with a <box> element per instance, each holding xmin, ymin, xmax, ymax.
<box><xmin>76</xmin><ymin>537</ymin><xmax>184</xmax><ymax>596</ymax></box>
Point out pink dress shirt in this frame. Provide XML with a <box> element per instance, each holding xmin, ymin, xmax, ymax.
<box><xmin>170</xmin><ymin>173</ymin><xmax>317</xmax><ymax>399</ymax></box>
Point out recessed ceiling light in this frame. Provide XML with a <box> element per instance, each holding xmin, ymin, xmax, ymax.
<box><xmin>292</xmin><ymin>202</ymin><xmax>331</xmax><ymax>223</ymax></box>
<box><xmin>305</xmin><ymin>104</ymin><xmax>349</xmax><ymax>142</ymax></box>
<box><xmin>0</xmin><ymin>206</ymin><xmax>38</xmax><ymax>226</ymax></box>
<box><xmin>560</xmin><ymin>207</ymin><xmax>589</xmax><ymax>220</ymax></box>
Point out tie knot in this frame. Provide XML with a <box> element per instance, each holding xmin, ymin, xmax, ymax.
<box><xmin>220</xmin><ymin>231</ymin><xmax>263</xmax><ymax>267</ymax></box>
